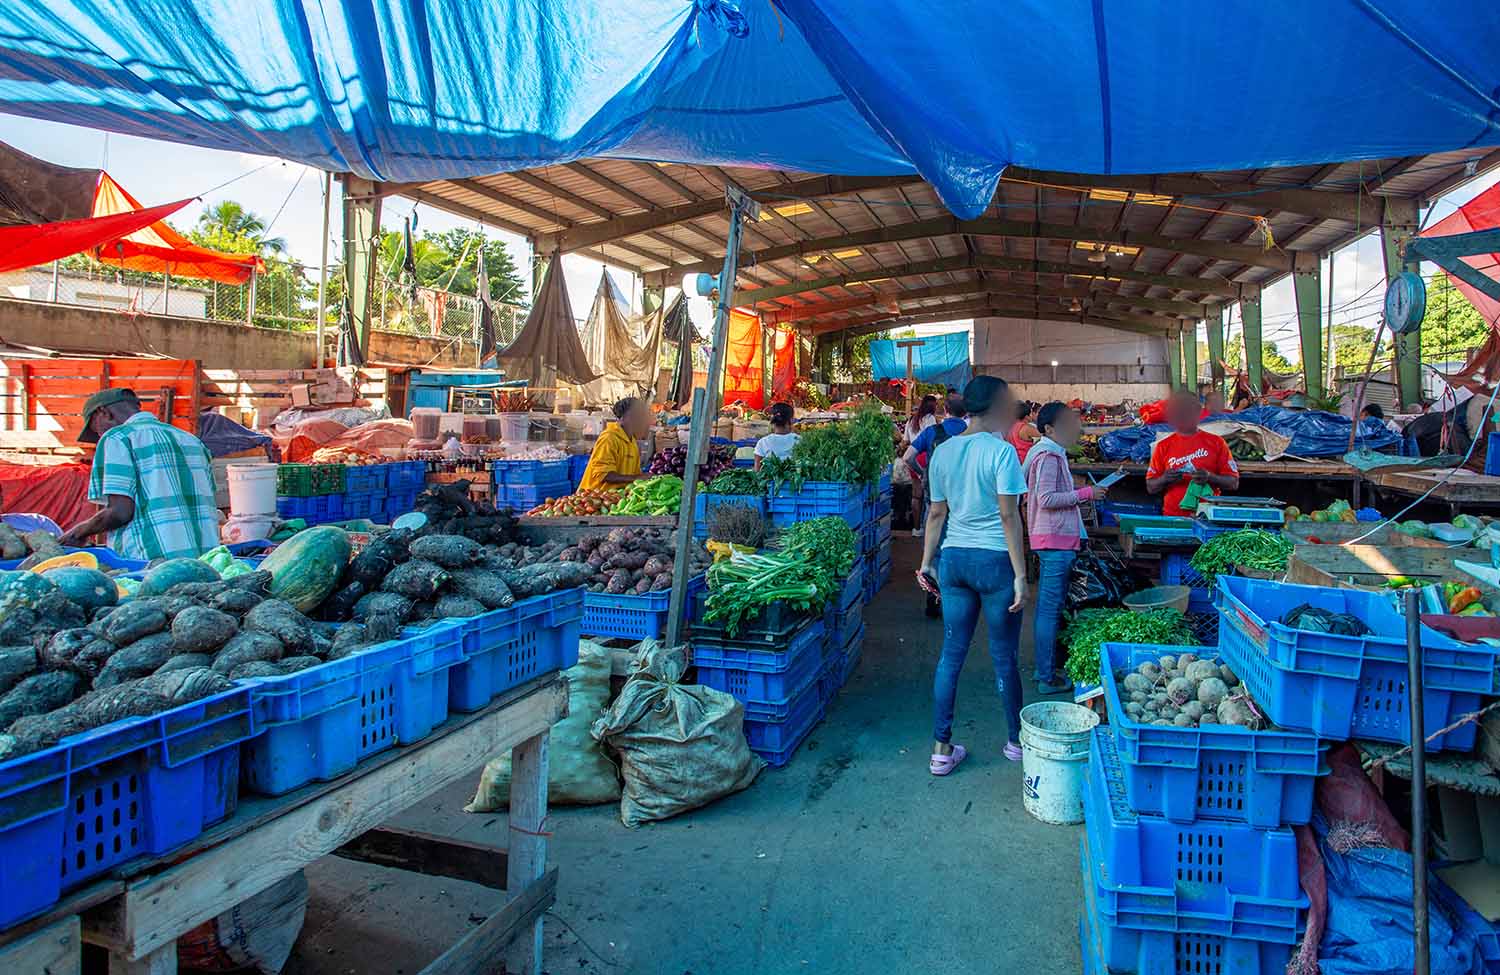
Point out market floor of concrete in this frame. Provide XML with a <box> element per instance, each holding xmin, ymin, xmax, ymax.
<box><xmin>285</xmin><ymin>536</ymin><xmax>1084</xmax><ymax>975</ymax></box>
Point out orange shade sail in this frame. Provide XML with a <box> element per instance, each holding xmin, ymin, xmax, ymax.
<box><xmin>91</xmin><ymin>173</ymin><xmax>262</xmax><ymax>284</ymax></box>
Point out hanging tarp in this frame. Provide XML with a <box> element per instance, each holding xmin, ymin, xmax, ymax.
<box><xmin>578</xmin><ymin>269</ymin><xmax>665</xmax><ymax>406</ymax></box>
<box><xmin>0</xmin><ymin>140</ymin><xmax>98</xmax><ymax>226</ymax></box>
<box><xmin>772</xmin><ymin>328</ymin><xmax>797</xmax><ymax>400</ymax></box>
<box><xmin>663</xmin><ymin>294</ymin><xmax>696</xmax><ymax>407</ymax></box>
<box><xmin>1422</xmin><ymin>181</ymin><xmax>1500</xmax><ymax>347</ymax></box>
<box><xmin>0</xmin><ymin>195</ymin><xmax>190</xmax><ymax>273</ymax></box>
<box><xmin>497</xmin><ymin>253</ymin><xmax>598</xmax><ymax>405</ymax></box>
<box><xmin>722</xmin><ymin>310</ymin><xmax>764</xmax><ymax>409</ymax></box>
<box><xmin>91</xmin><ymin>174</ymin><xmax>261</xmax><ymax>284</ymax></box>
<box><xmin>1</xmin><ymin>3</ymin><xmax>1498</xmax><ymax>218</ymax></box>
<box><xmin>870</xmin><ymin>331</ymin><xmax>971</xmax><ymax>389</ymax></box>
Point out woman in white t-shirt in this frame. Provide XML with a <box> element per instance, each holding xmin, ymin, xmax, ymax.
<box><xmin>754</xmin><ymin>402</ymin><xmax>799</xmax><ymax>469</ymax></box>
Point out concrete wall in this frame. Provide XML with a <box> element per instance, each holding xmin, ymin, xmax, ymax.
<box><xmin>973</xmin><ymin>316</ymin><xmax>1171</xmax><ymax>369</ymax></box>
<box><xmin>0</xmin><ymin>298</ymin><xmax>482</xmax><ymax>370</ymax></box>
<box><xmin>1007</xmin><ymin>382</ymin><xmax>1170</xmax><ymax>405</ymax></box>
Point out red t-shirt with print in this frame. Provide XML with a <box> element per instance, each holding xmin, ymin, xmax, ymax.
<box><xmin>1147</xmin><ymin>430</ymin><xmax>1238</xmax><ymax>516</ymax></box>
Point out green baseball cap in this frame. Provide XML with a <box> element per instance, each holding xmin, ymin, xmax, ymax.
<box><xmin>79</xmin><ymin>388</ymin><xmax>136</xmax><ymax>443</ymax></box>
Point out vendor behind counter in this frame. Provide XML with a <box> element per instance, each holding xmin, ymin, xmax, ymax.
<box><xmin>579</xmin><ymin>396</ymin><xmax>652</xmax><ymax>492</ymax></box>
<box><xmin>59</xmin><ymin>387</ymin><xmax>220</xmax><ymax>560</ymax></box>
<box><xmin>1145</xmin><ymin>390</ymin><xmax>1240</xmax><ymax>517</ymax></box>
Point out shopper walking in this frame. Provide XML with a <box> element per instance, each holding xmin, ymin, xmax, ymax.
<box><xmin>1022</xmin><ymin>403</ymin><xmax>1106</xmax><ymax>695</ymax></box>
<box><xmin>918</xmin><ymin>376</ymin><xmax>1028</xmax><ymax>775</ymax></box>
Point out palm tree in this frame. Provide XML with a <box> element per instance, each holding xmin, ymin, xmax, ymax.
<box><xmin>197</xmin><ymin>200</ymin><xmax>287</xmax><ymax>255</ymax></box>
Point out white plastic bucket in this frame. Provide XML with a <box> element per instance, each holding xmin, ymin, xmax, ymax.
<box><xmin>1019</xmin><ymin>701</ymin><xmax>1100</xmax><ymax>825</ymax></box>
<box><xmin>500</xmin><ymin>413</ymin><xmax>530</xmax><ymax>442</ymax></box>
<box><xmin>226</xmin><ymin>463</ymin><xmax>278</xmax><ymax>516</ymax></box>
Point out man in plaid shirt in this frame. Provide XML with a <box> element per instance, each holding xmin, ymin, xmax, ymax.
<box><xmin>60</xmin><ymin>388</ymin><xmax>220</xmax><ymax>560</ymax></box>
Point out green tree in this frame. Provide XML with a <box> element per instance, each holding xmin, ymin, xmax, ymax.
<box><xmin>185</xmin><ymin>203</ymin><xmax>310</xmax><ymax>330</ymax></box>
<box><xmin>1423</xmin><ymin>272</ymin><xmax>1493</xmax><ymax>362</ymax></box>
<box><xmin>1223</xmin><ymin>334</ymin><xmax>1294</xmax><ymax>373</ymax></box>
<box><xmin>1330</xmin><ymin>323</ymin><xmax>1384</xmax><ymax>372</ymax></box>
<box><xmin>195</xmin><ymin>200</ymin><xmax>287</xmax><ymax>255</ymax></box>
<box><xmin>422</xmin><ymin>228</ymin><xmax>526</xmax><ymax>304</ymax></box>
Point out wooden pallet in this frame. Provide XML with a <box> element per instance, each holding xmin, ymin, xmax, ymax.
<box><xmin>0</xmin><ymin>357</ymin><xmax>199</xmax><ymax>446</ymax></box>
<box><xmin>200</xmin><ymin>367</ymin><xmax>386</xmax><ymax>427</ymax></box>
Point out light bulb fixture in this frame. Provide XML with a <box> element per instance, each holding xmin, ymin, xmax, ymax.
<box><xmin>1087</xmin><ymin>249</ymin><xmax>1108</xmax><ymax>264</ymax></box>
<box><xmin>1050</xmin><ymin>359</ymin><xmax>1060</xmax><ymax>368</ymax></box>
<box><xmin>1068</xmin><ymin>298</ymin><xmax>1083</xmax><ymax>313</ymax></box>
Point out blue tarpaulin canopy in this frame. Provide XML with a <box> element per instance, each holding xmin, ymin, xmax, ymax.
<box><xmin>0</xmin><ymin>2</ymin><xmax>1497</xmax><ymax>217</ymax></box>
<box><xmin>869</xmin><ymin>331</ymin><xmax>971</xmax><ymax>389</ymax></box>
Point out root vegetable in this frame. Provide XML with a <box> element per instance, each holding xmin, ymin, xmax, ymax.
<box><xmin>1122</xmin><ymin>672</ymin><xmax>1151</xmax><ymax>694</ymax></box>
<box><xmin>1197</xmin><ymin>677</ymin><xmax>1229</xmax><ymax>709</ymax></box>
<box><xmin>1159</xmin><ymin>655</ymin><xmax>1178</xmax><ymax>672</ymax></box>
<box><xmin>1177</xmin><ymin>652</ymin><xmax>1198</xmax><ymax>668</ymax></box>
<box><xmin>1219</xmin><ymin>665</ymin><xmax>1240</xmax><ymax>688</ymax></box>
<box><xmin>1199</xmin><ymin>713</ymin><xmax>1220</xmax><ymax>725</ymax></box>
<box><xmin>1184</xmin><ymin>660</ymin><xmax>1219</xmax><ymax>682</ymax></box>
<box><xmin>1128</xmin><ymin>690</ymin><xmax>1148</xmax><ymax>705</ymax></box>
<box><xmin>1181</xmin><ymin>701</ymin><xmax>1206</xmax><ymax>721</ymax></box>
<box><xmin>1166</xmin><ymin>676</ymin><xmax>1194</xmax><ymax>705</ymax></box>
<box><xmin>1217</xmin><ymin>698</ymin><xmax>1257</xmax><ymax>727</ymax></box>
<box><xmin>1173</xmin><ymin>713</ymin><xmax>1195</xmax><ymax>727</ymax></box>
<box><xmin>1138</xmin><ymin>662</ymin><xmax>1162</xmax><ymax>681</ymax></box>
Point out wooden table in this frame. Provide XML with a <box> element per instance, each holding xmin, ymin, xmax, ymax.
<box><xmin>1073</xmin><ymin>459</ymin><xmax>1364</xmax><ymax>506</ymax></box>
<box><xmin>68</xmin><ymin>675</ymin><xmax>568</xmax><ymax>975</ymax></box>
<box><xmin>1364</xmin><ymin>468</ymin><xmax>1500</xmax><ymax>518</ymax></box>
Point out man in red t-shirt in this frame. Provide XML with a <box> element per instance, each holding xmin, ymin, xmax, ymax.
<box><xmin>1146</xmin><ymin>391</ymin><xmax>1240</xmax><ymax>516</ymax></box>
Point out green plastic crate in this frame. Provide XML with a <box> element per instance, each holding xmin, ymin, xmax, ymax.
<box><xmin>276</xmin><ymin>463</ymin><xmax>347</xmax><ymax>496</ymax></box>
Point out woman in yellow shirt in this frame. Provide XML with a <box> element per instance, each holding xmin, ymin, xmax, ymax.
<box><xmin>580</xmin><ymin>397</ymin><xmax>652</xmax><ymax>491</ymax></box>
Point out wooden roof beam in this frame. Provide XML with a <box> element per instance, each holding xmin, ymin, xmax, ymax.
<box><xmin>736</xmin><ymin>256</ymin><xmax>974</xmax><ymax>305</ymax></box>
<box><xmin>764</xmin><ymin>280</ymin><xmax>1118</xmax><ymax>325</ymax></box>
<box><xmin>809</xmin><ymin>299</ymin><xmax>1175</xmax><ymax>337</ymax></box>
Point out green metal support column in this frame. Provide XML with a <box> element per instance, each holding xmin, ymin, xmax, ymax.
<box><xmin>1205</xmin><ymin>304</ymin><xmax>1225</xmax><ymax>396</ymax></box>
<box><xmin>642</xmin><ymin>284</ymin><xmax>664</xmax><ymax>315</ymax></box>
<box><xmin>339</xmin><ymin>176</ymin><xmax>382</xmax><ymax>359</ymax></box>
<box><xmin>1167</xmin><ymin>330</ymin><xmax>1183</xmax><ymax>391</ymax></box>
<box><xmin>1241</xmin><ymin>289</ymin><xmax>1263</xmax><ymax>394</ymax></box>
<box><xmin>1181</xmin><ymin>322</ymin><xmax>1199</xmax><ymax>394</ymax></box>
<box><xmin>1293</xmin><ymin>264</ymin><xmax>1324</xmax><ymax>399</ymax></box>
<box><xmin>1380</xmin><ymin>198</ymin><xmax>1423</xmax><ymax>407</ymax></box>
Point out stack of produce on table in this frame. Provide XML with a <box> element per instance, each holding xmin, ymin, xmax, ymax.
<box><xmin>1065</xmin><ymin>433</ymin><xmax>1103</xmax><ymax>464</ymax></box>
<box><xmin>495</xmin><ymin>445</ymin><xmax>568</xmax><ymax>461</ymax></box>
<box><xmin>1284</xmin><ymin>499</ymin><xmax>1360</xmax><ymax>524</ymax></box>
<box><xmin>0</xmin><ymin>524</ymin><xmax>68</xmax><ymax>568</ymax></box>
<box><xmin>1111</xmin><ymin>650</ymin><xmax>1260</xmax><ymax>728</ymax></box>
<box><xmin>705</xmin><ymin>468</ymin><xmax>764</xmax><ymax>496</ymax></box>
<box><xmin>702</xmin><ymin>516</ymin><xmax>856</xmax><ymax>636</ymax></box>
<box><xmin>1061</xmin><ymin>607</ymin><xmax>1196</xmax><ymax>687</ymax></box>
<box><xmin>407</xmin><ymin>482</ymin><xmax>518</xmax><ymax>542</ymax></box>
<box><xmin>535</xmin><ymin>527</ymin><xmax>711</xmax><ymax>594</ymax></box>
<box><xmin>775</xmin><ymin>403</ymin><xmax>895</xmax><ymax>488</ymax></box>
<box><xmin>611</xmin><ymin>475</ymin><xmax>685</xmax><ymax>516</ymax></box>
<box><xmin>647</xmin><ymin>444</ymin><xmax>735</xmax><ymax>482</ymax></box>
<box><xmin>1188</xmin><ymin>528</ymin><xmax>1293</xmax><ymax>583</ymax></box>
<box><xmin>525</xmin><ymin>488</ymin><xmax>623</xmax><ymax>517</ymax></box>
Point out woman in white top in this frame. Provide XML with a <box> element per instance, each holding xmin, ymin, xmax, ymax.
<box><xmin>754</xmin><ymin>402</ymin><xmax>799</xmax><ymax>469</ymax></box>
<box><xmin>904</xmin><ymin>394</ymin><xmax>938</xmax><ymax>443</ymax></box>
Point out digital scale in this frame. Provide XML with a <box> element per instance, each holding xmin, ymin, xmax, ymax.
<box><xmin>1195</xmin><ymin>496</ymin><xmax>1286</xmax><ymax>527</ymax></box>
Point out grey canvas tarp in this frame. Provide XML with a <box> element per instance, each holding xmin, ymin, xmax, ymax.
<box><xmin>662</xmin><ymin>294</ymin><xmax>697</xmax><ymax>407</ymax></box>
<box><xmin>578</xmin><ymin>269</ymin><xmax>665</xmax><ymax>407</ymax></box>
<box><xmin>497</xmin><ymin>252</ymin><xmax>598</xmax><ymax>404</ymax></box>
<box><xmin>0</xmin><ymin>140</ymin><xmax>98</xmax><ymax>227</ymax></box>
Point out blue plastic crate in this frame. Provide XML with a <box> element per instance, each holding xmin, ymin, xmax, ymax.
<box><xmin>0</xmin><ymin>687</ymin><xmax>252</xmax><ymax>929</ymax></box>
<box><xmin>241</xmin><ymin>624</ymin><xmax>464</xmax><ymax>795</ymax></box>
<box><xmin>839</xmin><ymin>633</ymin><xmax>863</xmax><ymax>687</ymax></box>
<box><xmin>1187</xmin><ymin>609</ymin><xmax>1219</xmax><ymax>646</ymax></box>
<box><xmin>743</xmin><ymin>640</ymin><xmax>823</xmax><ymax>722</ymax></box>
<box><xmin>835</xmin><ymin>563</ymin><xmax>865</xmax><ymax>612</ymax></box>
<box><xmin>768</xmin><ymin>481</ymin><xmax>865</xmax><ymax>529</ymax></box>
<box><xmin>1215</xmin><ymin>576</ymin><xmax>1496</xmax><ymax>749</ymax></box>
<box><xmin>1431</xmin><ymin>873</ymin><xmax>1500</xmax><ymax>972</ymax></box>
<box><xmin>1488</xmin><ymin>433</ymin><xmax>1500</xmax><ymax>476</ymax></box>
<box><xmin>1097</xmin><ymin>500</ymin><xmax>1162</xmax><ymax>527</ymax></box>
<box><xmin>583</xmin><ymin>576</ymin><xmax>705</xmax><ymax>640</ymax></box>
<box><xmin>1193</xmin><ymin>518</ymin><xmax>1246</xmax><ymax>541</ymax></box>
<box><xmin>1100</xmin><ymin>643</ymin><xmax>1328</xmax><ymax>828</ymax></box>
<box><xmin>567</xmin><ymin>453</ymin><xmax>590</xmax><ymax>488</ymax></box>
<box><xmin>389</xmin><ymin>460</ymin><xmax>427</xmax><ymax>492</ymax></box>
<box><xmin>693</xmin><ymin>618</ymin><xmax>826</xmax><ymax>704</ymax></box>
<box><xmin>344</xmin><ymin>465</ymin><xmax>388</xmax><ymax>493</ymax></box>
<box><xmin>1161</xmin><ymin>552</ymin><xmax>1215</xmax><ymax>613</ymax></box>
<box><xmin>743</xmin><ymin>677</ymin><xmax>824</xmax><ymax>767</ymax></box>
<box><xmin>495</xmin><ymin>479</ymin><xmax>572</xmax><ymax>513</ymax></box>
<box><xmin>817</xmin><ymin>651</ymin><xmax>842</xmax><ymax>704</ymax></box>
<box><xmin>380</xmin><ymin>491</ymin><xmax>419</xmax><ymax>523</ymax></box>
<box><xmin>1080</xmin><ymin>851</ymin><xmax>1294</xmax><ymax>975</ymax></box>
<box><xmin>693</xmin><ymin>493</ymin><xmax>767</xmax><ymax>538</ymax></box>
<box><xmin>342</xmin><ymin>491</ymin><xmax>384</xmax><ymax>520</ymax></box>
<box><xmin>493</xmin><ymin>458</ymin><xmax>569</xmax><ymax>487</ymax></box>
<box><xmin>828</xmin><ymin>603</ymin><xmax>863</xmax><ymax>649</ymax></box>
<box><xmin>1086</xmin><ymin>729</ymin><xmax>1304</xmax><ymax>941</ymax></box>
<box><xmin>861</xmin><ymin>512</ymin><xmax>892</xmax><ymax>552</ymax></box>
<box><xmin>448</xmin><ymin>588</ymin><xmax>584</xmax><ymax>712</ymax></box>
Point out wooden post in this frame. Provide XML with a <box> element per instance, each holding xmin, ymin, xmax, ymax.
<box><xmin>315</xmin><ymin>171</ymin><xmax>332</xmax><ymax>367</ymax></box>
<box><xmin>896</xmin><ymin>338</ymin><xmax>925</xmax><ymax>414</ymax></box>
<box><xmin>505</xmin><ymin>731</ymin><xmax>551</xmax><ymax>975</ymax></box>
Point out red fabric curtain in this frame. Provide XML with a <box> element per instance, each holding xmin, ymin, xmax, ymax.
<box><xmin>722</xmin><ymin>309</ymin><xmax>764</xmax><ymax>409</ymax></box>
<box><xmin>772</xmin><ymin>327</ymin><xmax>796</xmax><ymax>400</ymax></box>
<box><xmin>0</xmin><ymin>198</ymin><xmax>189</xmax><ymax>273</ymax></box>
<box><xmin>1422</xmin><ymin>182</ymin><xmax>1500</xmax><ymax>330</ymax></box>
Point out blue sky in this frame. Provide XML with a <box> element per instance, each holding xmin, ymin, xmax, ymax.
<box><xmin>3</xmin><ymin>112</ymin><xmax>1495</xmax><ymax>360</ymax></box>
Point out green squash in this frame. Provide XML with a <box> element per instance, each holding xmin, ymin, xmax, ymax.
<box><xmin>42</xmin><ymin>566</ymin><xmax>119</xmax><ymax>610</ymax></box>
<box><xmin>258</xmin><ymin>526</ymin><xmax>353</xmax><ymax>613</ymax></box>
<box><xmin>0</xmin><ymin>570</ymin><xmax>59</xmax><ymax>613</ymax></box>
<box><xmin>139</xmin><ymin>558</ymin><xmax>221</xmax><ymax>596</ymax></box>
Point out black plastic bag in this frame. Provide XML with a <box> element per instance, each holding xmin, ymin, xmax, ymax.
<box><xmin>1068</xmin><ymin>546</ymin><xmax>1135</xmax><ymax>610</ymax></box>
<box><xmin>1283</xmin><ymin>603</ymin><xmax>1371</xmax><ymax>636</ymax></box>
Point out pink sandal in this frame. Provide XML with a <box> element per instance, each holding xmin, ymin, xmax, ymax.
<box><xmin>930</xmin><ymin>744</ymin><xmax>968</xmax><ymax>776</ymax></box>
<box><xmin>1003</xmin><ymin>742</ymin><xmax>1023</xmax><ymax>762</ymax></box>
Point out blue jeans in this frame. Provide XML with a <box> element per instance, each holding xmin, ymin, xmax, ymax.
<box><xmin>932</xmin><ymin>547</ymin><xmax>1024</xmax><ymax>744</ymax></box>
<box><xmin>1032</xmin><ymin>549</ymin><xmax>1077</xmax><ymax>684</ymax></box>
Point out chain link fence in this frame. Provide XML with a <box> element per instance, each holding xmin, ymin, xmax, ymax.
<box><xmin>373</xmin><ymin>282</ymin><xmax>528</xmax><ymax>347</ymax></box>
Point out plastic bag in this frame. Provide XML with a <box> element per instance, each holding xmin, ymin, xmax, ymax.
<box><xmin>1067</xmin><ymin>547</ymin><xmax>1135</xmax><ymax>610</ymax></box>
<box><xmin>590</xmin><ymin>642</ymin><xmax>763</xmax><ymax>828</ymax></box>
<box><xmin>177</xmin><ymin>872</ymin><xmax>308</xmax><ymax>973</ymax></box>
<box><xmin>466</xmin><ymin>639</ymin><xmax>621</xmax><ymax>811</ymax></box>
<box><xmin>1283</xmin><ymin>603</ymin><xmax>1371</xmax><ymax>636</ymax></box>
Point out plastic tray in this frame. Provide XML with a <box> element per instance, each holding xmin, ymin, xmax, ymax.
<box><xmin>839</xmin><ymin>635</ymin><xmax>863</xmax><ymax>687</ymax></box>
<box><xmin>1097</xmin><ymin>500</ymin><xmax>1162</xmax><ymax>527</ymax></box>
<box><xmin>1161</xmin><ymin>553</ymin><xmax>1215</xmax><ymax>613</ymax></box>
<box><xmin>240</xmin><ymin>624</ymin><xmax>464</xmax><ymax>796</ymax></box>
<box><xmin>389</xmin><ymin>460</ymin><xmax>427</xmax><ymax>493</ymax></box>
<box><xmin>693</xmin><ymin>618</ymin><xmax>826</xmax><ymax>704</ymax></box>
<box><xmin>690</xmin><ymin>589</ymin><xmax>816</xmax><ymax>645</ymax></box>
<box><xmin>693</xmin><ymin>493</ymin><xmax>767</xmax><ymax>538</ymax></box>
<box><xmin>817</xmin><ymin>650</ymin><xmax>842</xmax><ymax>704</ymax></box>
<box><xmin>448</xmin><ymin>588</ymin><xmax>584</xmax><ymax>713</ymax></box>
<box><xmin>582</xmin><ymin>576</ymin><xmax>703</xmax><ymax>640</ymax></box>
<box><xmin>493</xmin><ymin>458</ymin><xmax>569</xmax><ymax>487</ymax></box>
<box><xmin>1086</xmin><ymin>729</ymin><xmax>1304</xmax><ymax>941</ymax></box>
<box><xmin>767</xmin><ymin>481</ymin><xmax>865</xmax><ymax>530</ymax></box>
<box><xmin>743</xmin><ymin>677</ymin><xmax>824</xmax><ymax>768</ymax></box>
<box><xmin>827</xmin><ymin>603</ymin><xmax>863</xmax><ymax>650</ymax></box>
<box><xmin>379</xmin><ymin>491</ymin><xmax>419</xmax><ymax>524</ymax></box>
<box><xmin>276</xmin><ymin>463</ymin><xmax>346</xmax><ymax>496</ymax></box>
<box><xmin>494</xmin><ymin>479</ymin><xmax>572</xmax><ymax>513</ymax></box>
<box><xmin>1215</xmin><ymin>576</ymin><xmax>1496</xmax><ymax>748</ymax></box>
<box><xmin>0</xmin><ymin>545</ymin><xmax>149</xmax><ymax>572</ymax></box>
<box><xmin>1100</xmin><ymin>642</ymin><xmax>1328</xmax><ymax>827</ymax></box>
<box><xmin>861</xmin><ymin>512</ymin><xmax>893</xmax><ymax>553</ymax></box>
<box><xmin>0</xmin><ymin>687</ymin><xmax>253</xmax><ymax>929</ymax></box>
<box><xmin>342</xmin><ymin>491</ymin><xmax>385</xmax><ymax>520</ymax></box>
<box><xmin>1080</xmin><ymin>856</ymin><xmax>1294</xmax><ymax>975</ymax></box>
<box><xmin>835</xmin><ymin>563</ymin><xmax>865</xmax><ymax>612</ymax></box>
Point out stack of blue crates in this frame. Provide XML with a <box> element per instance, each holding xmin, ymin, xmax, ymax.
<box><xmin>1160</xmin><ymin>551</ymin><xmax>1218</xmax><ymax>644</ymax></box>
<box><xmin>491</xmin><ymin>457</ymin><xmax>571</xmax><ymax>513</ymax></box>
<box><xmin>1083</xmin><ymin>641</ymin><xmax>1324</xmax><ymax>973</ymax></box>
<box><xmin>859</xmin><ymin>467</ymin><xmax>894</xmax><ymax>603</ymax></box>
<box><xmin>274</xmin><ymin>461</ymin><xmax>425</xmax><ymax>525</ymax></box>
<box><xmin>819</xmin><ymin>563</ymin><xmax>865</xmax><ymax>704</ymax></box>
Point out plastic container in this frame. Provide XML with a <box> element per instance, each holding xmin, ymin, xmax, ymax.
<box><xmin>1019</xmin><ymin>701</ymin><xmax>1099</xmax><ymax>824</ymax></box>
<box><xmin>448</xmin><ymin>589</ymin><xmax>584</xmax><ymax>712</ymax></box>
<box><xmin>228</xmin><ymin>462</ymin><xmax>279</xmax><ymax>515</ymax></box>
<box><xmin>494</xmin><ymin>479</ymin><xmax>572</xmax><ymax>513</ymax></box>
<box><xmin>1122</xmin><ymin>584</ymin><xmax>1192</xmax><ymax>616</ymax></box>
<box><xmin>826</xmin><ymin>603</ymin><xmax>863</xmax><ymax>649</ymax></box>
<box><xmin>495</xmin><ymin>458</ymin><xmax>569</xmax><ymax>487</ymax></box>
<box><xmin>240</xmin><ymin>625</ymin><xmax>464</xmax><ymax>795</ymax></box>
<box><xmin>838</xmin><ymin>628</ymin><xmax>863</xmax><ymax>686</ymax></box>
<box><xmin>0</xmin><ymin>687</ymin><xmax>253</xmax><ymax>929</ymax></box>
<box><xmin>1161</xmin><ymin>552</ymin><xmax>1215</xmax><ymax>612</ymax></box>
<box><xmin>1430</xmin><ymin>873</ymin><xmax>1500</xmax><ymax>972</ymax></box>
<box><xmin>1488</xmin><ymin>432</ymin><xmax>1500</xmax><ymax>476</ymax></box>
<box><xmin>462</xmin><ymin>414</ymin><xmax>488</xmax><ymax>443</ymax></box>
<box><xmin>689</xmin><ymin>590</ymin><xmax>816</xmax><ymax>645</ymax></box>
<box><xmin>835</xmin><ymin>563</ymin><xmax>865</xmax><ymax>612</ymax></box>
<box><xmin>582</xmin><ymin>576</ymin><xmax>704</xmax><ymax>641</ymax></box>
<box><xmin>344</xmin><ymin>464</ymin><xmax>388</xmax><ymax>494</ymax></box>
<box><xmin>693</xmin><ymin>618</ymin><xmax>827</xmax><ymax>704</ymax></box>
<box><xmin>1214</xmin><ymin>575</ymin><xmax>1497</xmax><ymax>749</ymax></box>
<box><xmin>1099</xmin><ymin>642</ymin><xmax>1328</xmax><ymax>827</ymax></box>
<box><xmin>411</xmin><ymin>407</ymin><xmax>442</xmax><ymax>441</ymax></box>
<box><xmin>742</xmin><ymin>676</ymin><xmax>824</xmax><ymax>767</ymax></box>
<box><xmin>1096</xmin><ymin>500</ymin><xmax>1162</xmax><ymax>527</ymax></box>
<box><xmin>767</xmin><ymin>481</ymin><xmax>865</xmax><ymax>530</ymax></box>
<box><xmin>693</xmin><ymin>493</ymin><xmax>767</xmax><ymax>538</ymax></box>
<box><xmin>389</xmin><ymin>461</ymin><xmax>427</xmax><ymax>493</ymax></box>
<box><xmin>1085</xmin><ymin>729</ymin><xmax>1305</xmax><ymax>938</ymax></box>
<box><xmin>438</xmin><ymin>411</ymin><xmax>464</xmax><ymax>439</ymax></box>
